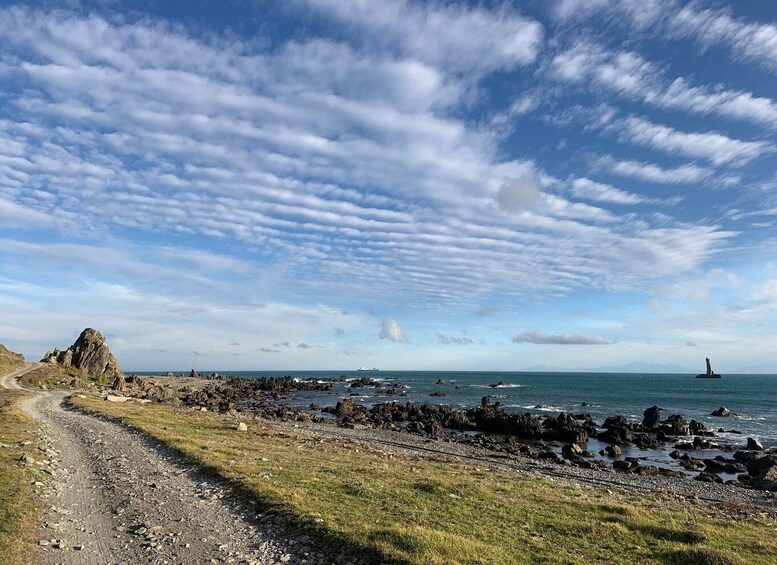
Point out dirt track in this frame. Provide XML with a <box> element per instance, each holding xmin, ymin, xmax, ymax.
<box><xmin>2</xmin><ymin>367</ymin><xmax>305</xmax><ymax>565</ymax></box>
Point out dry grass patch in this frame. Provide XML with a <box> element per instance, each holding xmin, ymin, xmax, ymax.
<box><xmin>71</xmin><ymin>396</ymin><xmax>777</xmax><ymax>565</ymax></box>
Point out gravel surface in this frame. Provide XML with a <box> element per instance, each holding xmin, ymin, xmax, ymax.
<box><xmin>3</xmin><ymin>367</ymin><xmax>313</xmax><ymax>565</ymax></box>
<box><xmin>275</xmin><ymin>419</ymin><xmax>777</xmax><ymax>514</ymax></box>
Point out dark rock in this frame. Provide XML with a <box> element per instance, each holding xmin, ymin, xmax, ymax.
<box><xmin>349</xmin><ymin>377</ymin><xmax>379</xmax><ymax>388</ymax></box>
<box><xmin>710</xmin><ymin>406</ymin><xmax>736</xmax><ymax>417</ymax></box>
<box><xmin>612</xmin><ymin>460</ymin><xmax>633</xmax><ymax>472</ymax></box>
<box><xmin>435</xmin><ymin>379</ymin><xmax>446</xmax><ymax>385</ymax></box>
<box><xmin>489</xmin><ymin>380</ymin><xmax>509</xmax><ymax>388</ymax></box>
<box><xmin>603</xmin><ymin>445</ymin><xmax>621</xmax><ymax>457</ymax></box>
<box><xmin>641</xmin><ymin>405</ymin><xmax>661</xmax><ymax>429</ymax></box>
<box><xmin>561</xmin><ymin>443</ymin><xmax>583</xmax><ymax>460</ymax></box>
<box><xmin>746</xmin><ymin>437</ymin><xmax>764</xmax><ymax>451</ymax></box>
<box><xmin>538</xmin><ymin>451</ymin><xmax>562</xmax><ymax>463</ymax></box>
<box><xmin>695</xmin><ymin>471</ymin><xmax>723</xmax><ymax>483</ymax></box>
<box><xmin>602</xmin><ymin>415</ymin><xmax>629</xmax><ymax>429</ymax></box>
<box><xmin>659</xmin><ymin>414</ymin><xmax>688</xmax><ymax>436</ymax></box>
<box><xmin>597</xmin><ymin>426</ymin><xmax>633</xmax><ymax>445</ymax></box>
<box><xmin>689</xmin><ymin>420</ymin><xmax>711</xmax><ymax>436</ymax></box>
<box><xmin>430</xmin><ymin>391</ymin><xmax>446</xmax><ymax>397</ymax></box>
<box><xmin>112</xmin><ymin>374</ymin><xmax>126</xmax><ymax>392</ymax></box>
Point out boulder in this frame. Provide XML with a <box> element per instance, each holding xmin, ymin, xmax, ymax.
<box><xmin>105</xmin><ymin>395</ymin><xmax>129</xmax><ymax>403</ymax></box>
<box><xmin>41</xmin><ymin>328</ymin><xmax>124</xmax><ymax>381</ymax></box>
<box><xmin>710</xmin><ymin>406</ymin><xmax>736</xmax><ymax>417</ymax></box>
<box><xmin>112</xmin><ymin>374</ymin><xmax>126</xmax><ymax>392</ymax></box>
<box><xmin>561</xmin><ymin>443</ymin><xmax>583</xmax><ymax>460</ymax></box>
<box><xmin>236</xmin><ymin>422</ymin><xmax>248</xmax><ymax>432</ymax></box>
<box><xmin>641</xmin><ymin>406</ymin><xmax>661</xmax><ymax>429</ymax></box>
<box><xmin>746</xmin><ymin>437</ymin><xmax>764</xmax><ymax>451</ymax></box>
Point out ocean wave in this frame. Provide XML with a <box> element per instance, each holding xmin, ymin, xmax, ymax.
<box><xmin>511</xmin><ymin>404</ymin><xmax>564</xmax><ymax>412</ymax></box>
<box><xmin>468</xmin><ymin>383</ymin><xmax>524</xmax><ymax>389</ymax></box>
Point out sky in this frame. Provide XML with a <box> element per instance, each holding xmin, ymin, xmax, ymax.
<box><xmin>1</xmin><ymin>0</ymin><xmax>777</xmax><ymax>372</ymax></box>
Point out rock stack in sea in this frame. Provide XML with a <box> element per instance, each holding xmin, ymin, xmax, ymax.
<box><xmin>41</xmin><ymin>328</ymin><xmax>125</xmax><ymax>384</ymax></box>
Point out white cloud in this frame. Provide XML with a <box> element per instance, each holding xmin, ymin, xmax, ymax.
<box><xmin>511</xmin><ymin>330</ymin><xmax>611</xmax><ymax>345</ymax></box>
<box><xmin>303</xmin><ymin>0</ymin><xmax>544</xmax><ymax>74</ymax></box>
<box><xmin>618</xmin><ymin>116</ymin><xmax>772</xmax><ymax>166</ymax></box>
<box><xmin>549</xmin><ymin>42</ymin><xmax>777</xmax><ymax>127</ymax></box>
<box><xmin>597</xmin><ymin>156</ymin><xmax>710</xmax><ymax>184</ymax></box>
<box><xmin>671</xmin><ymin>5</ymin><xmax>777</xmax><ymax>72</ymax></box>
<box><xmin>379</xmin><ymin>319</ymin><xmax>406</xmax><ymax>343</ymax></box>
<box><xmin>570</xmin><ymin>178</ymin><xmax>643</xmax><ymax>205</ymax></box>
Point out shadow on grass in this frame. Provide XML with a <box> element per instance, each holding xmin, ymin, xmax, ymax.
<box><xmin>631</xmin><ymin>523</ymin><xmax>707</xmax><ymax>545</ymax></box>
<box><xmin>660</xmin><ymin>547</ymin><xmax>744</xmax><ymax>565</ymax></box>
<box><xmin>64</xmin><ymin>399</ymin><xmax>413</xmax><ymax>565</ymax></box>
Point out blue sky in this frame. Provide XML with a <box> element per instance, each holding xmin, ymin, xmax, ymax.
<box><xmin>2</xmin><ymin>0</ymin><xmax>777</xmax><ymax>372</ymax></box>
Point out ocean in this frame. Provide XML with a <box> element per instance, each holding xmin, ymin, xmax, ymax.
<box><xmin>138</xmin><ymin>370</ymin><xmax>777</xmax><ymax>445</ymax></box>
<box><xmin>136</xmin><ymin>370</ymin><xmax>777</xmax><ymax>474</ymax></box>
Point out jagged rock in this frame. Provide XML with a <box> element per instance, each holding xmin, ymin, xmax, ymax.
<box><xmin>710</xmin><ymin>406</ymin><xmax>736</xmax><ymax>417</ymax></box>
<box><xmin>642</xmin><ymin>406</ymin><xmax>661</xmax><ymax>429</ymax></box>
<box><xmin>165</xmin><ymin>371</ymin><xmax>174</xmax><ymax>377</ymax></box>
<box><xmin>561</xmin><ymin>443</ymin><xmax>583</xmax><ymax>460</ymax></box>
<box><xmin>112</xmin><ymin>374</ymin><xmax>126</xmax><ymax>392</ymax></box>
<box><xmin>41</xmin><ymin>328</ymin><xmax>124</xmax><ymax>380</ymax></box>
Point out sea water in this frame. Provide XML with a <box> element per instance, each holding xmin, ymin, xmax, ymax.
<box><xmin>138</xmin><ymin>370</ymin><xmax>777</xmax><ymax>449</ymax></box>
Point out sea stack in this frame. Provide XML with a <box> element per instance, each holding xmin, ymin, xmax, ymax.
<box><xmin>41</xmin><ymin>328</ymin><xmax>125</xmax><ymax>381</ymax></box>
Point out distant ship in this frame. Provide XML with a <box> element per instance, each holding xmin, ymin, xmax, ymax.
<box><xmin>357</xmin><ymin>367</ymin><xmax>379</xmax><ymax>371</ymax></box>
<box><xmin>696</xmin><ymin>357</ymin><xmax>721</xmax><ymax>378</ymax></box>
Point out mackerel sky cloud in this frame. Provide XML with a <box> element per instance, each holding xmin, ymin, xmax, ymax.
<box><xmin>1</xmin><ymin>1</ymin><xmax>777</xmax><ymax>372</ymax></box>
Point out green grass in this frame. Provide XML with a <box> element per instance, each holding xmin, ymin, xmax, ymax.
<box><xmin>0</xmin><ymin>389</ymin><xmax>39</xmax><ymax>565</ymax></box>
<box><xmin>20</xmin><ymin>363</ymin><xmax>111</xmax><ymax>391</ymax></box>
<box><xmin>71</xmin><ymin>396</ymin><xmax>777</xmax><ymax>564</ymax></box>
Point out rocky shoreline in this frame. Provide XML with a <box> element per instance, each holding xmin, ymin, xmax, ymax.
<box><xmin>115</xmin><ymin>374</ymin><xmax>777</xmax><ymax>495</ymax></box>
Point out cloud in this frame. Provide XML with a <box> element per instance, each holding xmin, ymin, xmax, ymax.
<box><xmin>548</xmin><ymin>41</ymin><xmax>777</xmax><ymax>127</ymax></box>
<box><xmin>303</xmin><ymin>0</ymin><xmax>544</xmax><ymax>74</ymax></box>
<box><xmin>597</xmin><ymin>157</ymin><xmax>710</xmax><ymax>184</ymax></box>
<box><xmin>229</xmin><ymin>341</ymin><xmax>240</xmax><ymax>346</ymax></box>
<box><xmin>435</xmin><ymin>333</ymin><xmax>474</xmax><ymax>345</ymax></box>
<box><xmin>259</xmin><ymin>347</ymin><xmax>281</xmax><ymax>353</ymax></box>
<box><xmin>671</xmin><ymin>4</ymin><xmax>777</xmax><ymax>72</ymax></box>
<box><xmin>511</xmin><ymin>330</ymin><xmax>611</xmax><ymax>345</ymax></box>
<box><xmin>617</xmin><ymin>116</ymin><xmax>772</xmax><ymax>167</ymax></box>
<box><xmin>379</xmin><ymin>319</ymin><xmax>406</xmax><ymax>342</ymax></box>
<box><xmin>570</xmin><ymin>178</ymin><xmax>644</xmax><ymax>205</ymax></box>
<box><xmin>333</xmin><ymin>327</ymin><xmax>345</xmax><ymax>337</ymax></box>
<box><xmin>685</xmin><ymin>341</ymin><xmax>697</xmax><ymax>347</ymax></box>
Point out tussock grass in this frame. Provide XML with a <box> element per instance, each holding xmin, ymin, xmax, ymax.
<box><xmin>0</xmin><ymin>389</ymin><xmax>39</xmax><ymax>565</ymax></box>
<box><xmin>72</xmin><ymin>396</ymin><xmax>777</xmax><ymax>564</ymax></box>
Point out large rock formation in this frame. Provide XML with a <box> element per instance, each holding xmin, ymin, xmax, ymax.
<box><xmin>41</xmin><ymin>328</ymin><xmax>124</xmax><ymax>381</ymax></box>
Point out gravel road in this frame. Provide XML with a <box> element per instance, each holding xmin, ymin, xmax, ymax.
<box><xmin>2</xmin><ymin>367</ymin><xmax>309</xmax><ymax>565</ymax></box>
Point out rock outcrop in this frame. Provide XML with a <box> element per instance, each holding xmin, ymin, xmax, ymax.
<box><xmin>41</xmin><ymin>328</ymin><xmax>124</xmax><ymax>380</ymax></box>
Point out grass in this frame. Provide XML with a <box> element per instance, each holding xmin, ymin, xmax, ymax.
<box><xmin>71</xmin><ymin>396</ymin><xmax>777</xmax><ymax>564</ymax></box>
<box><xmin>0</xmin><ymin>390</ymin><xmax>39</xmax><ymax>565</ymax></box>
<box><xmin>0</xmin><ymin>346</ymin><xmax>40</xmax><ymax>565</ymax></box>
<box><xmin>20</xmin><ymin>363</ymin><xmax>111</xmax><ymax>391</ymax></box>
<box><xmin>0</xmin><ymin>345</ymin><xmax>25</xmax><ymax>376</ymax></box>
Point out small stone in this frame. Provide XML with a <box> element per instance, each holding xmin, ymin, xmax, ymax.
<box><xmin>236</xmin><ymin>422</ymin><xmax>248</xmax><ymax>432</ymax></box>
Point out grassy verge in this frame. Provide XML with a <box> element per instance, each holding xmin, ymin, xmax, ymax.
<box><xmin>0</xmin><ymin>389</ymin><xmax>39</xmax><ymax>565</ymax></box>
<box><xmin>0</xmin><ymin>345</ymin><xmax>25</xmax><ymax>376</ymax></box>
<box><xmin>71</xmin><ymin>396</ymin><xmax>777</xmax><ymax>564</ymax></box>
<box><xmin>20</xmin><ymin>364</ymin><xmax>110</xmax><ymax>391</ymax></box>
